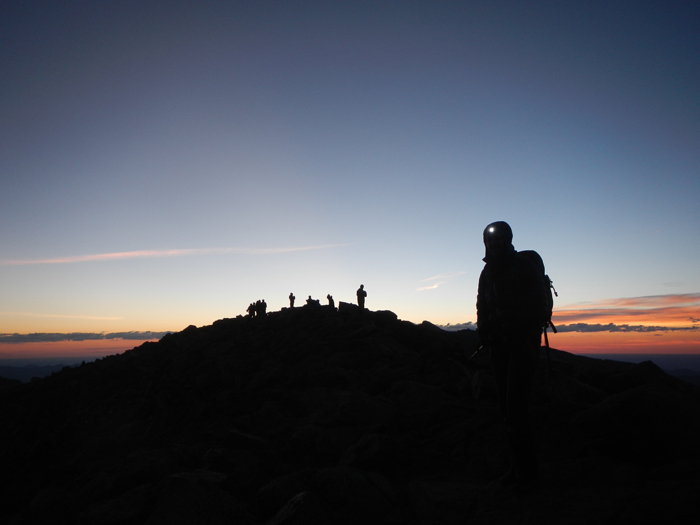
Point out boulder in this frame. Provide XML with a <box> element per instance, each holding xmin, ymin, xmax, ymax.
<box><xmin>390</xmin><ymin>380</ymin><xmax>467</xmax><ymax>428</ymax></box>
<box><xmin>339</xmin><ymin>433</ymin><xmax>411</xmax><ymax>472</ymax></box>
<box><xmin>266</xmin><ymin>491</ymin><xmax>328</xmax><ymax>525</ymax></box>
<box><xmin>309</xmin><ymin>466</ymin><xmax>404</xmax><ymax>524</ymax></box>
<box><xmin>573</xmin><ymin>384</ymin><xmax>700</xmax><ymax>465</ymax></box>
<box><xmin>316</xmin><ymin>390</ymin><xmax>397</xmax><ymax>428</ymax></box>
<box><xmin>146</xmin><ymin>471</ymin><xmax>253</xmax><ymax>525</ymax></box>
<box><xmin>256</xmin><ymin>470</ymin><xmax>316</xmax><ymax>521</ymax></box>
<box><xmin>409</xmin><ymin>478</ymin><xmax>479</xmax><ymax>523</ymax></box>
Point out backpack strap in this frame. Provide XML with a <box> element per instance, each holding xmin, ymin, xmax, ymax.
<box><xmin>543</xmin><ymin>324</ymin><xmax>552</xmax><ymax>374</ymax></box>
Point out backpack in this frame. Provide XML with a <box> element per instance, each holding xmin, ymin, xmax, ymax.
<box><xmin>469</xmin><ymin>249</ymin><xmax>559</xmax><ymax>366</ymax></box>
<box><xmin>517</xmin><ymin>250</ymin><xmax>558</xmax><ymax>341</ymax></box>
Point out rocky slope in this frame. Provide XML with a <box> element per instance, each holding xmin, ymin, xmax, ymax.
<box><xmin>2</xmin><ymin>303</ymin><xmax>699</xmax><ymax>524</ymax></box>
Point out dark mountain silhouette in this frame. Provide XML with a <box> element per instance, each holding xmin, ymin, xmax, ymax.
<box><xmin>667</xmin><ymin>369</ymin><xmax>700</xmax><ymax>387</ymax></box>
<box><xmin>0</xmin><ymin>363</ymin><xmax>77</xmax><ymax>384</ymax></box>
<box><xmin>2</xmin><ymin>303</ymin><xmax>699</xmax><ymax>524</ymax></box>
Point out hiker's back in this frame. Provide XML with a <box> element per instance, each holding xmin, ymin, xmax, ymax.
<box><xmin>478</xmin><ymin>251</ymin><xmax>544</xmax><ymax>336</ymax></box>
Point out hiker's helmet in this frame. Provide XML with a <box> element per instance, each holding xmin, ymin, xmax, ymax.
<box><xmin>483</xmin><ymin>221</ymin><xmax>513</xmax><ymax>244</ymax></box>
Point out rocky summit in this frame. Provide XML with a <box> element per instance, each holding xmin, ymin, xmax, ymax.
<box><xmin>2</xmin><ymin>303</ymin><xmax>700</xmax><ymax>525</ymax></box>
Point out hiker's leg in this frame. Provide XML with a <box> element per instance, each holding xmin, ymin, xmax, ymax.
<box><xmin>506</xmin><ymin>337</ymin><xmax>540</xmax><ymax>482</ymax></box>
<box><xmin>490</xmin><ymin>343</ymin><xmax>509</xmax><ymax>421</ymax></box>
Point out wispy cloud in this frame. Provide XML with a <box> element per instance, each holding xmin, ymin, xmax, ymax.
<box><xmin>422</xmin><ymin>271</ymin><xmax>467</xmax><ymax>282</ymax></box>
<box><xmin>417</xmin><ymin>271</ymin><xmax>466</xmax><ymax>292</ymax></box>
<box><xmin>0</xmin><ymin>244</ymin><xmax>351</xmax><ymax>266</ymax></box>
<box><xmin>553</xmin><ymin>293</ymin><xmax>700</xmax><ymax>332</ymax></box>
<box><xmin>417</xmin><ymin>282</ymin><xmax>443</xmax><ymax>291</ymax></box>
<box><xmin>0</xmin><ymin>331</ymin><xmax>171</xmax><ymax>343</ymax></box>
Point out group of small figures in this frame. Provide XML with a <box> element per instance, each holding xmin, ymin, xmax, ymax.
<box><xmin>246</xmin><ymin>299</ymin><xmax>267</xmax><ymax>318</ymax></box>
<box><xmin>288</xmin><ymin>292</ymin><xmax>334</xmax><ymax>309</ymax></box>
<box><xmin>247</xmin><ymin>285</ymin><xmax>367</xmax><ymax>318</ymax></box>
<box><xmin>289</xmin><ymin>285</ymin><xmax>367</xmax><ymax>310</ymax></box>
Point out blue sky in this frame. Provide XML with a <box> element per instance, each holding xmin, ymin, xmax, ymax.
<box><xmin>1</xmin><ymin>1</ymin><xmax>699</xmax><ymax>351</ymax></box>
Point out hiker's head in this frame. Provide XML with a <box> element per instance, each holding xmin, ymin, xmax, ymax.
<box><xmin>483</xmin><ymin>221</ymin><xmax>513</xmax><ymax>259</ymax></box>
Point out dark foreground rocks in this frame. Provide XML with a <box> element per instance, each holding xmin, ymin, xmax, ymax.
<box><xmin>1</xmin><ymin>304</ymin><xmax>699</xmax><ymax>524</ymax></box>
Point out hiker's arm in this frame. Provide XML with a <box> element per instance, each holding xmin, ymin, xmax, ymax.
<box><xmin>476</xmin><ymin>270</ymin><xmax>492</xmax><ymax>344</ymax></box>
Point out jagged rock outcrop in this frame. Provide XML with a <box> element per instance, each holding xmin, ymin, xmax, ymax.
<box><xmin>1</xmin><ymin>305</ymin><xmax>699</xmax><ymax>524</ymax></box>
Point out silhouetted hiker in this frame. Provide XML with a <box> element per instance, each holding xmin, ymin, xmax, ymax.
<box><xmin>289</xmin><ymin>293</ymin><xmax>295</xmax><ymax>308</ymax></box>
<box><xmin>260</xmin><ymin>299</ymin><xmax>267</xmax><ymax>316</ymax></box>
<box><xmin>246</xmin><ymin>303</ymin><xmax>255</xmax><ymax>318</ymax></box>
<box><xmin>356</xmin><ymin>284</ymin><xmax>367</xmax><ymax>309</ymax></box>
<box><xmin>477</xmin><ymin>221</ymin><xmax>546</xmax><ymax>494</ymax></box>
<box><xmin>327</xmin><ymin>294</ymin><xmax>335</xmax><ymax>309</ymax></box>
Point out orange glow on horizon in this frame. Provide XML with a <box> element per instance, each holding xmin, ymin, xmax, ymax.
<box><xmin>2</xmin><ymin>332</ymin><xmax>699</xmax><ymax>361</ymax></box>
<box><xmin>0</xmin><ymin>339</ymin><xmax>155</xmax><ymax>360</ymax></box>
<box><xmin>553</xmin><ymin>330</ymin><xmax>700</xmax><ymax>355</ymax></box>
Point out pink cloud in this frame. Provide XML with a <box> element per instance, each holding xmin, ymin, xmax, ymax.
<box><xmin>553</xmin><ymin>293</ymin><xmax>700</xmax><ymax>329</ymax></box>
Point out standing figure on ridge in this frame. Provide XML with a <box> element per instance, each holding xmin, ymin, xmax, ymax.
<box><xmin>476</xmin><ymin>221</ymin><xmax>546</xmax><ymax>494</ymax></box>
<box><xmin>246</xmin><ymin>303</ymin><xmax>255</xmax><ymax>318</ymax></box>
<box><xmin>356</xmin><ymin>284</ymin><xmax>367</xmax><ymax>310</ymax></box>
<box><xmin>327</xmin><ymin>294</ymin><xmax>335</xmax><ymax>309</ymax></box>
<box><xmin>289</xmin><ymin>293</ymin><xmax>295</xmax><ymax>308</ymax></box>
<box><xmin>260</xmin><ymin>299</ymin><xmax>267</xmax><ymax>316</ymax></box>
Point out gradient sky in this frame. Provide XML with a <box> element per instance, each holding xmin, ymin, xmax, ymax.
<box><xmin>1</xmin><ymin>0</ymin><xmax>699</xmax><ymax>357</ymax></box>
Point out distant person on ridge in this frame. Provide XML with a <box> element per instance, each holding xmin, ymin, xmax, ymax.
<box><xmin>246</xmin><ymin>303</ymin><xmax>255</xmax><ymax>318</ymax></box>
<box><xmin>356</xmin><ymin>284</ymin><xmax>367</xmax><ymax>310</ymax></box>
<box><xmin>289</xmin><ymin>293</ymin><xmax>295</xmax><ymax>308</ymax></box>
<box><xmin>476</xmin><ymin>221</ymin><xmax>547</xmax><ymax>494</ymax></box>
<box><xmin>260</xmin><ymin>299</ymin><xmax>267</xmax><ymax>316</ymax></box>
<box><xmin>327</xmin><ymin>294</ymin><xmax>335</xmax><ymax>309</ymax></box>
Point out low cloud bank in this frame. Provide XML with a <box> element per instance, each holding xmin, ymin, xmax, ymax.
<box><xmin>555</xmin><ymin>323</ymin><xmax>699</xmax><ymax>333</ymax></box>
<box><xmin>436</xmin><ymin>322</ymin><xmax>698</xmax><ymax>334</ymax></box>
<box><xmin>0</xmin><ymin>331</ymin><xmax>171</xmax><ymax>343</ymax></box>
<box><xmin>552</xmin><ymin>293</ymin><xmax>700</xmax><ymax>323</ymax></box>
<box><xmin>437</xmin><ymin>322</ymin><xmax>476</xmax><ymax>332</ymax></box>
